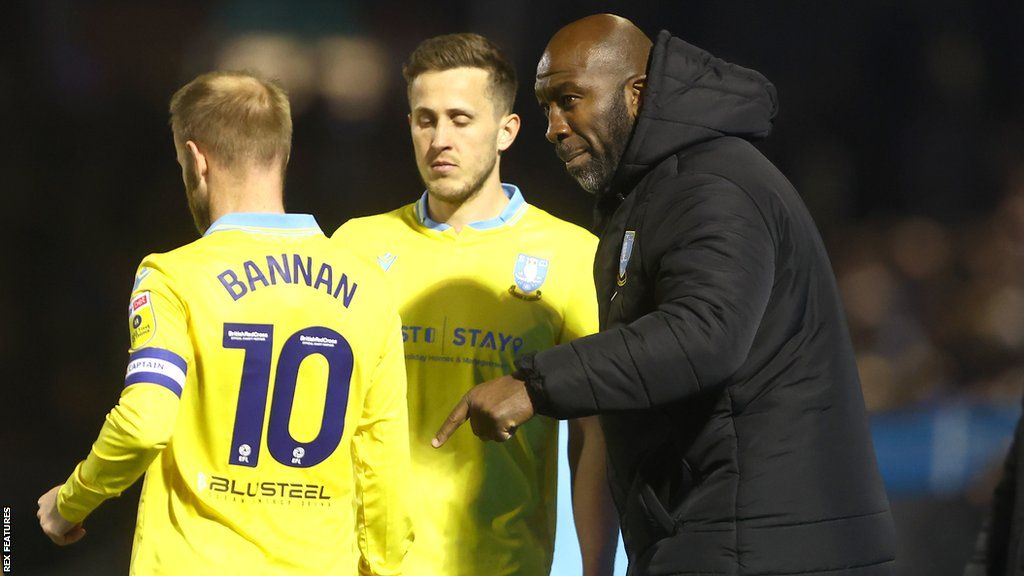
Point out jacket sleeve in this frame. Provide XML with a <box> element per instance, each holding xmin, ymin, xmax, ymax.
<box><xmin>352</xmin><ymin>308</ymin><xmax>414</xmax><ymax>575</ymax></box>
<box><xmin>523</xmin><ymin>176</ymin><xmax>774</xmax><ymax>418</ymax></box>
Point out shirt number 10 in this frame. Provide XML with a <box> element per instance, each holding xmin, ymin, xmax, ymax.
<box><xmin>223</xmin><ymin>322</ymin><xmax>353</xmax><ymax>469</ymax></box>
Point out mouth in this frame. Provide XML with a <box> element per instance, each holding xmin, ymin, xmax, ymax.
<box><xmin>429</xmin><ymin>160</ymin><xmax>458</xmax><ymax>175</ymax></box>
<box><xmin>561</xmin><ymin>149</ymin><xmax>590</xmax><ymax>169</ymax></box>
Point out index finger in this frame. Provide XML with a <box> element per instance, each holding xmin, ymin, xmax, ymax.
<box><xmin>432</xmin><ymin>397</ymin><xmax>470</xmax><ymax>448</ymax></box>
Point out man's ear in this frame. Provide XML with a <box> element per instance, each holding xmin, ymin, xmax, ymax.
<box><xmin>626</xmin><ymin>74</ymin><xmax>646</xmax><ymax>119</ymax></box>
<box><xmin>497</xmin><ymin>112</ymin><xmax>521</xmax><ymax>153</ymax></box>
<box><xmin>185</xmin><ymin>140</ymin><xmax>208</xmax><ymax>179</ymax></box>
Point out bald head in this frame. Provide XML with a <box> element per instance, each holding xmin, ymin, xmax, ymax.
<box><xmin>534</xmin><ymin>15</ymin><xmax>651</xmax><ymax>194</ymax></box>
<box><xmin>538</xmin><ymin>14</ymin><xmax>651</xmax><ymax>84</ymax></box>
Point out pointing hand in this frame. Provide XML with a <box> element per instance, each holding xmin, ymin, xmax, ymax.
<box><xmin>433</xmin><ymin>375</ymin><xmax>536</xmax><ymax>447</ymax></box>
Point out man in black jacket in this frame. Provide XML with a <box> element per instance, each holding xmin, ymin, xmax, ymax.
<box><xmin>434</xmin><ymin>14</ymin><xmax>896</xmax><ymax>575</ymax></box>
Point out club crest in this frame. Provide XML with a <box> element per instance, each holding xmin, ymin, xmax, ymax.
<box><xmin>513</xmin><ymin>254</ymin><xmax>549</xmax><ymax>293</ymax></box>
<box><xmin>618</xmin><ymin>231</ymin><xmax>635</xmax><ymax>286</ymax></box>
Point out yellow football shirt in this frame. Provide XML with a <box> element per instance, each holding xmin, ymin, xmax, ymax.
<box><xmin>333</xmin><ymin>185</ymin><xmax>598</xmax><ymax>576</ymax></box>
<box><xmin>57</xmin><ymin>213</ymin><xmax>413</xmax><ymax>575</ymax></box>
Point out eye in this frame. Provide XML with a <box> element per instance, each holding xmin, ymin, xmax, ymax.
<box><xmin>416</xmin><ymin>115</ymin><xmax>435</xmax><ymax>128</ymax></box>
<box><xmin>559</xmin><ymin>95</ymin><xmax>580</xmax><ymax>108</ymax></box>
<box><xmin>452</xmin><ymin>114</ymin><xmax>472</xmax><ymax>127</ymax></box>
<box><xmin>539</xmin><ymin>102</ymin><xmax>551</xmax><ymax>114</ymax></box>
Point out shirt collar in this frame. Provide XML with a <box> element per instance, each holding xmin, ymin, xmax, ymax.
<box><xmin>415</xmin><ymin>183</ymin><xmax>528</xmax><ymax>231</ymax></box>
<box><xmin>204</xmin><ymin>213</ymin><xmax>323</xmax><ymax>237</ymax></box>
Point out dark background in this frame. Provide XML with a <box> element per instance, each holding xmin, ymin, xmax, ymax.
<box><xmin>3</xmin><ymin>1</ymin><xmax>1024</xmax><ymax>574</ymax></box>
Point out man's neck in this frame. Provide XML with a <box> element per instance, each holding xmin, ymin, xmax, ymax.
<box><xmin>208</xmin><ymin>170</ymin><xmax>286</xmax><ymax>224</ymax></box>
<box><xmin>428</xmin><ymin>175</ymin><xmax>508</xmax><ymax>233</ymax></box>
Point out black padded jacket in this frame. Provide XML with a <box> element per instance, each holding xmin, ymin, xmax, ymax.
<box><xmin>516</xmin><ymin>31</ymin><xmax>896</xmax><ymax>575</ymax></box>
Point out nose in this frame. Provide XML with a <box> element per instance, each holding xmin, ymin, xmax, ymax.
<box><xmin>431</xmin><ymin>119</ymin><xmax>453</xmax><ymax>150</ymax></box>
<box><xmin>545</xmin><ymin>108</ymin><xmax>571</xmax><ymax>144</ymax></box>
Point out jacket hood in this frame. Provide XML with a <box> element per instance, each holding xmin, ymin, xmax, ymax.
<box><xmin>608</xmin><ymin>31</ymin><xmax>778</xmax><ymax>197</ymax></box>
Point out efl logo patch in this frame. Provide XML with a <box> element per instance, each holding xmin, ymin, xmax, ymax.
<box><xmin>513</xmin><ymin>254</ymin><xmax>549</xmax><ymax>293</ymax></box>
<box><xmin>128</xmin><ymin>291</ymin><xmax>157</xmax><ymax>348</ymax></box>
<box><xmin>618</xmin><ymin>231</ymin><xmax>635</xmax><ymax>286</ymax></box>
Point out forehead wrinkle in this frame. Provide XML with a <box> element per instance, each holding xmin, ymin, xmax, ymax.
<box><xmin>538</xmin><ymin>41</ymin><xmax>638</xmax><ymax>84</ymax></box>
<box><xmin>538</xmin><ymin>44</ymin><xmax>605</xmax><ymax>81</ymax></box>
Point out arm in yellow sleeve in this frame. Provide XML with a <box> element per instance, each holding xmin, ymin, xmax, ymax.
<box><xmin>57</xmin><ymin>259</ymin><xmax>191</xmax><ymax>525</ymax></box>
<box><xmin>557</xmin><ymin>236</ymin><xmax>599</xmax><ymax>346</ymax></box>
<box><xmin>353</xmin><ymin>310</ymin><xmax>413</xmax><ymax>576</ymax></box>
<box><xmin>56</xmin><ymin>383</ymin><xmax>180</xmax><ymax>524</ymax></box>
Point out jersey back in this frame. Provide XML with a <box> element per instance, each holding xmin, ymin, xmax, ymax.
<box><xmin>126</xmin><ymin>214</ymin><xmax>410</xmax><ymax>574</ymax></box>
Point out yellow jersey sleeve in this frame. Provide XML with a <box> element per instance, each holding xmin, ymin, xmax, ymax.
<box><xmin>558</xmin><ymin>237</ymin><xmax>600</xmax><ymax>344</ymax></box>
<box><xmin>57</xmin><ymin>261</ymin><xmax>193</xmax><ymax>524</ymax></box>
<box><xmin>354</xmin><ymin>307</ymin><xmax>413</xmax><ymax>575</ymax></box>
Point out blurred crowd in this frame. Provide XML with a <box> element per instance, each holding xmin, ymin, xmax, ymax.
<box><xmin>836</xmin><ymin>179</ymin><xmax>1024</xmax><ymax>411</ymax></box>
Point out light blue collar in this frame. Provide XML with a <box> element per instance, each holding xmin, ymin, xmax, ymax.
<box><xmin>415</xmin><ymin>183</ymin><xmax>528</xmax><ymax>231</ymax></box>
<box><xmin>204</xmin><ymin>213</ymin><xmax>323</xmax><ymax>237</ymax></box>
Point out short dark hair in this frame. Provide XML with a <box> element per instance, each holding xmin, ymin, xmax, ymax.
<box><xmin>403</xmin><ymin>33</ymin><xmax>517</xmax><ymax>115</ymax></box>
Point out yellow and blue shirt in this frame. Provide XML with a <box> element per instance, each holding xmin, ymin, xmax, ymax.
<box><xmin>58</xmin><ymin>213</ymin><xmax>413</xmax><ymax>575</ymax></box>
<box><xmin>334</xmin><ymin>185</ymin><xmax>598</xmax><ymax>576</ymax></box>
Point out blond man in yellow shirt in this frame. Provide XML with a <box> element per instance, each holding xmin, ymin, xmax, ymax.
<box><xmin>37</xmin><ymin>71</ymin><xmax>412</xmax><ymax>575</ymax></box>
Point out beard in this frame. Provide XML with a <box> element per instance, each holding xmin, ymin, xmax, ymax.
<box><xmin>422</xmin><ymin>152</ymin><xmax>497</xmax><ymax>207</ymax></box>
<box><xmin>567</xmin><ymin>92</ymin><xmax>634</xmax><ymax>194</ymax></box>
<box><xmin>183</xmin><ymin>156</ymin><xmax>211</xmax><ymax>234</ymax></box>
